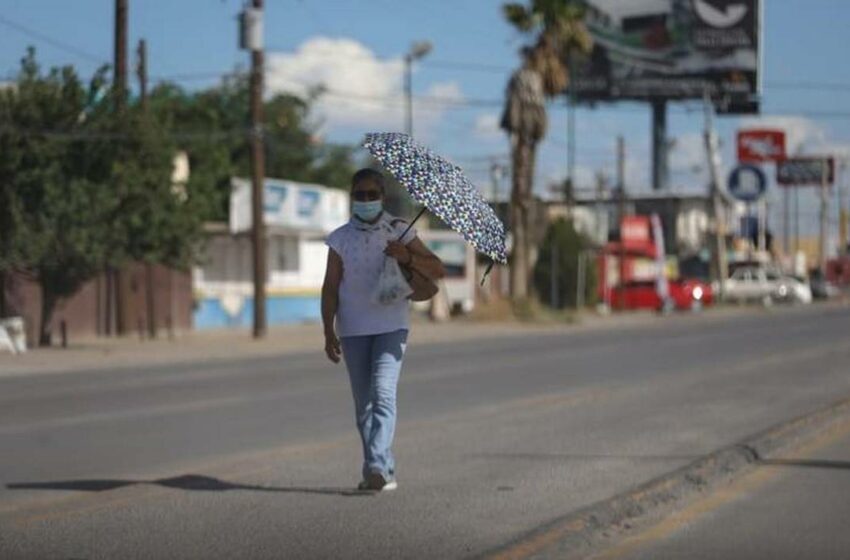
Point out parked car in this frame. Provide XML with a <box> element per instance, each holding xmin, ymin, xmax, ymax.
<box><xmin>609</xmin><ymin>279</ymin><xmax>713</xmax><ymax>312</ymax></box>
<box><xmin>723</xmin><ymin>265</ymin><xmax>812</xmax><ymax>305</ymax></box>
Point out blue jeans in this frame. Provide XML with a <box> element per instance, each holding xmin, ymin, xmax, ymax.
<box><xmin>340</xmin><ymin>329</ymin><xmax>408</xmax><ymax>480</ymax></box>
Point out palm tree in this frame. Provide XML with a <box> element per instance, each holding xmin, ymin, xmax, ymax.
<box><xmin>500</xmin><ymin>0</ymin><xmax>591</xmax><ymax>301</ymax></box>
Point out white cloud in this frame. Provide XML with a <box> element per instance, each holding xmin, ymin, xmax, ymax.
<box><xmin>473</xmin><ymin>113</ymin><xmax>501</xmax><ymax>140</ymax></box>
<box><xmin>425</xmin><ymin>81</ymin><xmax>463</xmax><ymax>103</ymax></box>
<box><xmin>266</xmin><ymin>37</ymin><xmax>464</xmax><ymax>133</ymax></box>
<box><xmin>266</xmin><ymin>37</ymin><xmax>404</xmax><ymax>128</ymax></box>
<box><xmin>417</xmin><ymin>81</ymin><xmax>466</xmax><ymax>131</ymax></box>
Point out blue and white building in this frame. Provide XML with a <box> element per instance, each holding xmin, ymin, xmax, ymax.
<box><xmin>193</xmin><ymin>177</ymin><xmax>349</xmax><ymax>329</ymax></box>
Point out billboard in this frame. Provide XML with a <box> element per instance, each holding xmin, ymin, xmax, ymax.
<box><xmin>571</xmin><ymin>0</ymin><xmax>760</xmax><ymax>112</ymax></box>
<box><xmin>776</xmin><ymin>158</ymin><xmax>835</xmax><ymax>186</ymax></box>
<box><xmin>737</xmin><ymin>129</ymin><xmax>785</xmax><ymax>162</ymax></box>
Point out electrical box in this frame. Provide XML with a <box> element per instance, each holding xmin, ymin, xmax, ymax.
<box><xmin>239</xmin><ymin>8</ymin><xmax>263</xmax><ymax>51</ymax></box>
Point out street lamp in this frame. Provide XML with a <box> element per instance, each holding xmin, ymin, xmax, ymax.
<box><xmin>404</xmin><ymin>40</ymin><xmax>432</xmax><ymax>137</ymax></box>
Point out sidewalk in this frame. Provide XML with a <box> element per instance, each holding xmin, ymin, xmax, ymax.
<box><xmin>0</xmin><ymin>303</ymin><xmax>809</xmax><ymax>377</ymax></box>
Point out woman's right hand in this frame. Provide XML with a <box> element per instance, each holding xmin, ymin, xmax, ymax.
<box><xmin>324</xmin><ymin>330</ymin><xmax>341</xmax><ymax>363</ymax></box>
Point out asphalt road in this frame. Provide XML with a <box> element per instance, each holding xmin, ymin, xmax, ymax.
<box><xmin>1</xmin><ymin>305</ymin><xmax>850</xmax><ymax>559</ymax></box>
<box><xmin>593</xmin><ymin>419</ymin><xmax>850</xmax><ymax>560</ymax></box>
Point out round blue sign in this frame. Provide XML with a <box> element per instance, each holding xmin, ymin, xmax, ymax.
<box><xmin>728</xmin><ymin>164</ymin><xmax>767</xmax><ymax>202</ymax></box>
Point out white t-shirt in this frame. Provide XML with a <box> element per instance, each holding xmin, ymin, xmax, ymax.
<box><xmin>326</xmin><ymin>212</ymin><xmax>417</xmax><ymax>338</ymax></box>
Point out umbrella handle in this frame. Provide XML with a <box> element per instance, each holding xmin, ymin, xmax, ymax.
<box><xmin>480</xmin><ymin>261</ymin><xmax>495</xmax><ymax>287</ymax></box>
<box><xmin>396</xmin><ymin>206</ymin><xmax>428</xmax><ymax>241</ymax></box>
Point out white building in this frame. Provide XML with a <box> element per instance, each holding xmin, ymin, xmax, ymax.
<box><xmin>193</xmin><ymin>177</ymin><xmax>349</xmax><ymax>329</ymax></box>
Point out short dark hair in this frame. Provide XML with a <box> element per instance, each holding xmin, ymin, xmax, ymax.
<box><xmin>351</xmin><ymin>168</ymin><xmax>385</xmax><ymax>193</ymax></box>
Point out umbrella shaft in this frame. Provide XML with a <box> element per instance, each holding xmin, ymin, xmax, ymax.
<box><xmin>397</xmin><ymin>206</ymin><xmax>427</xmax><ymax>241</ymax></box>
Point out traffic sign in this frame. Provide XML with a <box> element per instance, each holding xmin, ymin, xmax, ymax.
<box><xmin>737</xmin><ymin>129</ymin><xmax>786</xmax><ymax>162</ymax></box>
<box><xmin>776</xmin><ymin>157</ymin><xmax>835</xmax><ymax>186</ymax></box>
<box><xmin>728</xmin><ymin>164</ymin><xmax>767</xmax><ymax>202</ymax></box>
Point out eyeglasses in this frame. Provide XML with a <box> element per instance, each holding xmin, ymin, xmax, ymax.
<box><xmin>352</xmin><ymin>190</ymin><xmax>382</xmax><ymax>202</ymax></box>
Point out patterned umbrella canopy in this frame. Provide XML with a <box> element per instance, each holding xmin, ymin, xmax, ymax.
<box><xmin>363</xmin><ymin>132</ymin><xmax>507</xmax><ymax>265</ymax></box>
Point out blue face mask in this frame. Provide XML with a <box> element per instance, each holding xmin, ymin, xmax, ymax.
<box><xmin>352</xmin><ymin>200</ymin><xmax>383</xmax><ymax>222</ymax></box>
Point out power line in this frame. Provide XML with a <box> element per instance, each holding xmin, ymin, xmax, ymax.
<box><xmin>0</xmin><ymin>15</ymin><xmax>108</xmax><ymax>66</ymax></box>
<box><xmin>766</xmin><ymin>81</ymin><xmax>850</xmax><ymax>92</ymax></box>
<box><xmin>0</xmin><ymin>125</ymin><xmax>249</xmax><ymax>142</ymax></box>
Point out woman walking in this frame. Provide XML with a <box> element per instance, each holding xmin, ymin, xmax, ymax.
<box><xmin>322</xmin><ymin>168</ymin><xmax>445</xmax><ymax>491</ymax></box>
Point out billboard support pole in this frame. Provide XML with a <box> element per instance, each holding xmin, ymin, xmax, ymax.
<box><xmin>794</xmin><ymin>185</ymin><xmax>800</xmax><ymax>256</ymax></box>
<box><xmin>703</xmin><ymin>92</ymin><xmax>728</xmax><ymax>299</ymax></box>
<box><xmin>651</xmin><ymin>99</ymin><xmax>668</xmax><ymax>191</ymax></box>
<box><xmin>783</xmin><ymin>186</ymin><xmax>790</xmax><ymax>255</ymax></box>
<box><xmin>820</xmin><ymin>158</ymin><xmax>830</xmax><ymax>271</ymax></box>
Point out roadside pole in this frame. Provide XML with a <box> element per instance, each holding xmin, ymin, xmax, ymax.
<box><xmin>137</xmin><ymin>38</ymin><xmax>157</xmax><ymax>340</ymax></box>
<box><xmin>841</xmin><ymin>160</ymin><xmax>849</xmax><ymax>253</ymax></box>
<box><xmin>576</xmin><ymin>251</ymin><xmax>586</xmax><ymax>310</ymax></box>
<box><xmin>819</xmin><ymin>158</ymin><xmax>829</xmax><ymax>271</ymax></box>
<box><xmin>550</xmin><ymin>242</ymin><xmax>559</xmax><ymax>309</ymax></box>
<box><xmin>240</xmin><ymin>1</ymin><xmax>267</xmax><ymax>338</ymax></box>
<box><xmin>783</xmin><ymin>186</ymin><xmax>790</xmax><ymax>254</ymax></box>
<box><xmin>617</xmin><ymin>135</ymin><xmax>627</xmax><ymax>310</ymax></box>
<box><xmin>703</xmin><ymin>92</ymin><xmax>728</xmax><ymax>299</ymax></box>
<box><xmin>111</xmin><ymin>0</ymin><xmax>128</xmax><ymax>337</ymax></box>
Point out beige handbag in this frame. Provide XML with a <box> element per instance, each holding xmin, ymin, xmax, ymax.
<box><xmin>401</xmin><ymin>264</ymin><xmax>439</xmax><ymax>302</ymax></box>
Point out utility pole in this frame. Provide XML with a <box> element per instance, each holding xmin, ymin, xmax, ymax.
<box><xmin>703</xmin><ymin>92</ymin><xmax>728</xmax><ymax>299</ymax></box>
<box><xmin>651</xmin><ymin>99</ymin><xmax>668</xmax><ymax>191</ymax></box>
<box><xmin>783</xmin><ymin>186</ymin><xmax>790</xmax><ymax>254</ymax></box>
<box><xmin>840</xmin><ymin>160</ymin><xmax>849</xmax><ymax>255</ymax></box>
<box><xmin>566</xmin><ymin>51</ymin><xmax>576</xmax><ymax>197</ymax></box>
<box><xmin>819</xmin><ymin>158</ymin><xmax>830</xmax><ymax>271</ymax></box>
<box><xmin>137</xmin><ymin>39</ymin><xmax>147</xmax><ymax>113</ymax></box>
<box><xmin>550</xmin><ymin>242</ymin><xmax>559</xmax><ymax>309</ymax></box>
<box><xmin>617</xmin><ymin>135</ymin><xmax>627</xmax><ymax>310</ymax></box>
<box><xmin>137</xmin><ymin>38</ymin><xmax>156</xmax><ymax>339</ymax></box>
<box><xmin>109</xmin><ymin>0</ymin><xmax>128</xmax><ymax>337</ymax></box>
<box><xmin>114</xmin><ymin>0</ymin><xmax>127</xmax><ymax>111</ymax></box>
<box><xmin>240</xmin><ymin>2</ymin><xmax>267</xmax><ymax>338</ymax></box>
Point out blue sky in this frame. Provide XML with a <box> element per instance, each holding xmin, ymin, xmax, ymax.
<box><xmin>1</xmin><ymin>0</ymin><xmax>848</xmax><ymax>235</ymax></box>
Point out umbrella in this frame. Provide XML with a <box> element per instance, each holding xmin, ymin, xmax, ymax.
<box><xmin>363</xmin><ymin>132</ymin><xmax>507</xmax><ymax>281</ymax></box>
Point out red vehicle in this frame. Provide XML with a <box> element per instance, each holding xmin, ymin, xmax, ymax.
<box><xmin>609</xmin><ymin>279</ymin><xmax>714</xmax><ymax>311</ymax></box>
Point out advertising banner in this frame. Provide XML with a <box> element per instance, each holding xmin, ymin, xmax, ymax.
<box><xmin>572</xmin><ymin>0</ymin><xmax>760</xmax><ymax>112</ymax></box>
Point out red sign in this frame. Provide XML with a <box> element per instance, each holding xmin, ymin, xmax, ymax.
<box><xmin>776</xmin><ymin>157</ymin><xmax>835</xmax><ymax>186</ymax></box>
<box><xmin>620</xmin><ymin>216</ymin><xmax>652</xmax><ymax>252</ymax></box>
<box><xmin>737</xmin><ymin>129</ymin><xmax>786</xmax><ymax>163</ymax></box>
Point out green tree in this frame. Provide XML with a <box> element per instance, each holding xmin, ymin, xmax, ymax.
<box><xmin>0</xmin><ymin>49</ymin><xmax>114</xmax><ymax>343</ymax></box>
<box><xmin>533</xmin><ymin>218</ymin><xmax>596</xmax><ymax>309</ymax></box>
<box><xmin>501</xmin><ymin>0</ymin><xmax>592</xmax><ymax>301</ymax></box>
<box><xmin>148</xmin><ymin>76</ymin><xmax>357</xmax><ymax>223</ymax></box>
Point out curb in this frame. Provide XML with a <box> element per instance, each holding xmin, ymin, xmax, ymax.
<box><xmin>478</xmin><ymin>394</ymin><xmax>850</xmax><ymax>560</ymax></box>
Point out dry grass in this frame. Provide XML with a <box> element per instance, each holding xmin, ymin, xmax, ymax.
<box><xmin>467</xmin><ymin>297</ymin><xmax>577</xmax><ymax>324</ymax></box>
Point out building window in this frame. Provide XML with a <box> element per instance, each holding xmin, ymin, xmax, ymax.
<box><xmin>270</xmin><ymin>236</ymin><xmax>299</xmax><ymax>273</ymax></box>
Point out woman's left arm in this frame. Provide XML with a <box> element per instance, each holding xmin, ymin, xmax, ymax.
<box><xmin>385</xmin><ymin>238</ymin><xmax>445</xmax><ymax>281</ymax></box>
